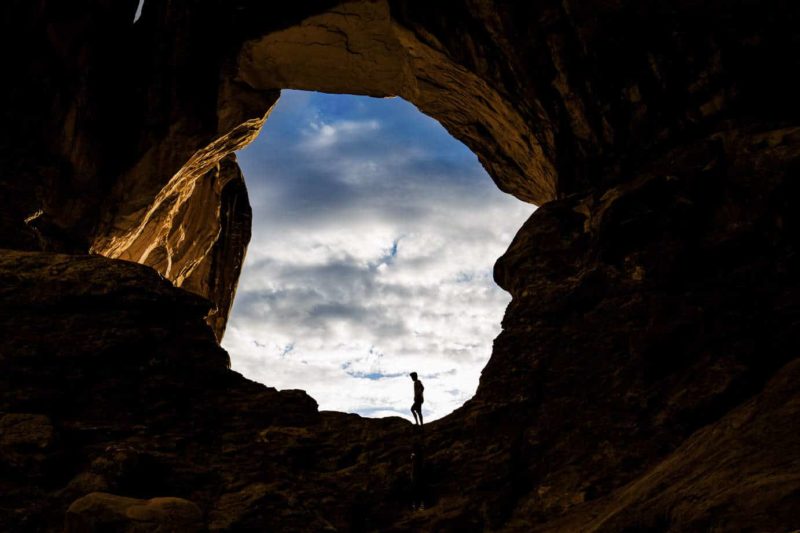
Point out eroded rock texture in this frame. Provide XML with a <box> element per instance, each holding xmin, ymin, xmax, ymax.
<box><xmin>2</xmin><ymin>0</ymin><xmax>800</xmax><ymax>531</ymax></box>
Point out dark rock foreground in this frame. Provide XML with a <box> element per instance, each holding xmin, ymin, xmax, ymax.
<box><xmin>1</xmin><ymin>1</ymin><xmax>799</xmax><ymax>531</ymax></box>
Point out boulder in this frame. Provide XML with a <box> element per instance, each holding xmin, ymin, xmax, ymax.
<box><xmin>65</xmin><ymin>493</ymin><xmax>203</xmax><ymax>533</ymax></box>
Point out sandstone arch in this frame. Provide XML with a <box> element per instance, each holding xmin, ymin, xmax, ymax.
<box><xmin>89</xmin><ymin>0</ymin><xmax>557</xmax><ymax>340</ymax></box>
<box><xmin>2</xmin><ymin>1</ymin><xmax>799</xmax><ymax>530</ymax></box>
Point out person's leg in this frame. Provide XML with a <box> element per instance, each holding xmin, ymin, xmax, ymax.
<box><xmin>411</xmin><ymin>403</ymin><xmax>419</xmax><ymax>425</ymax></box>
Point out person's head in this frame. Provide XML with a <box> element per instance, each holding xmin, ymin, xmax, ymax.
<box><xmin>410</xmin><ymin>372</ymin><xmax>418</xmax><ymax>381</ymax></box>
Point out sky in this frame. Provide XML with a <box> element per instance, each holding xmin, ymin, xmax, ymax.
<box><xmin>222</xmin><ymin>90</ymin><xmax>535</xmax><ymax>422</ymax></box>
<box><xmin>134</xmin><ymin>0</ymin><xmax>144</xmax><ymax>22</ymax></box>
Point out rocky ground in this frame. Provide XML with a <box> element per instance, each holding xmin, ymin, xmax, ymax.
<box><xmin>2</xmin><ymin>123</ymin><xmax>799</xmax><ymax>531</ymax></box>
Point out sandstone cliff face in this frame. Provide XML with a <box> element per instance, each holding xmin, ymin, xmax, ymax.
<box><xmin>1</xmin><ymin>0</ymin><xmax>800</xmax><ymax>531</ymax></box>
<box><xmin>94</xmin><ymin>153</ymin><xmax>253</xmax><ymax>341</ymax></box>
<box><xmin>181</xmin><ymin>156</ymin><xmax>253</xmax><ymax>340</ymax></box>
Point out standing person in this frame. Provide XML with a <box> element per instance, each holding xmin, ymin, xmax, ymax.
<box><xmin>410</xmin><ymin>372</ymin><xmax>424</xmax><ymax>426</ymax></box>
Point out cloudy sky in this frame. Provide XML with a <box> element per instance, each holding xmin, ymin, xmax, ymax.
<box><xmin>222</xmin><ymin>90</ymin><xmax>535</xmax><ymax>422</ymax></box>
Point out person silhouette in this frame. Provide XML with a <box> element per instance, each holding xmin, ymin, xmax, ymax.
<box><xmin>410</xmin><ymin>372</ymin><xmax>424</xmax><ymax>426</ymax></box>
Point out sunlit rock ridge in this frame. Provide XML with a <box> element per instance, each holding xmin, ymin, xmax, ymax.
<box><xmin>1</xmin><ymin>1</ymin><xmax>799</xmax><ymax>531</ymax></box>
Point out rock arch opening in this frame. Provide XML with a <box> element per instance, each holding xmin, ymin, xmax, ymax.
<box><xmin>84</xmin><ymin>0</ymin><xmax>561</xmax><ymax>422</ymax></box>
<box><xmin>89</xmin><ymin>0</ymin><xmax>553</xmax><ymax>363</ymax></box>
<box><xmin>222</xmin><ymin>89</ymin><xmax>534</xmax><ymax>421</ymax></box>
<box><xmin>5</xmin><ymin>1</ymin><xmax>799</xmax><ymax>530</ymax></box>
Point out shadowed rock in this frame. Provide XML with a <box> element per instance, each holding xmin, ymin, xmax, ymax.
<box><xmin>65</xmin><ymin>493</ymin><xmax>203</xmax><ymax>533</ymax></box>
<box><xmin>1</xmin><ymin>0</ymin><xmax>799</xmax><ymax>531</ymax></box>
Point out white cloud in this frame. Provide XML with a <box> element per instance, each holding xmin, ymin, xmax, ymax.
<box><xmin>303</xmin><ymin>119</ymin><xmax>381</xmax><ymax>149</ymax></box>
<box><xmin>223</xmin><ymin>90</ymin><xmax>535</xmax><ymax>422</ymax></box>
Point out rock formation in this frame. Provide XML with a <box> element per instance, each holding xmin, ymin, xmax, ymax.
<box><xmin>66</xmin><ymin>493</ymin><xmax>204</xmax><ymax>532</ymax></box>
<box><xmin>1</xmin><ymin>0</ymin><xmax>799</xmax><ymax>531</ymax></box>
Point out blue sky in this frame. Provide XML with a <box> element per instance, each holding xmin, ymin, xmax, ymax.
<box><xmin>221</xmin><ymin>90</ymin><xmax>534</xmax><ymax>422</ymax></box>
